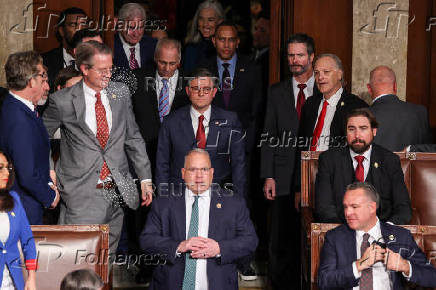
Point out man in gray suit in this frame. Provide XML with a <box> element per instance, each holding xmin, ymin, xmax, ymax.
<box><xmin>43</xmin><ymin>41</ymin><xmax>153</xmax><ymax>253</ymax></box>
<box><xmin>368</xmin><ymin>66</ymin><xmax>432</xmax><ymax>152</ymax></box>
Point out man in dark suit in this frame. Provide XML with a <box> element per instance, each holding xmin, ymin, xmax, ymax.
<box><xmin>318</xmin><ymin>182</ymin><xmax>436</xmax><ymax>289</ymax></box>
<box><xmin>203</xmin><ymin>21</ymin><xmax>263</xmax><ymax>154</ymax></box>
<box><xmin>113</xmin><ymin>3</ymin><xmax>157</xmax><ymax>70</ymax></box>
<box><xmin>299</xmin><ymin>53</ymin><xmax>368</xmax><ymax>152</ymax></box>
<box><xmin>132</xmin><ymin>38</ymin><xmax>189</xmax><ymax>174</ymax></box>
<box><xmin>368</xmin><ymin>65</ymin><xmax>432</xmax><ymax>152</ymax></box>
<box><xmin>251</xmin><ymin>11</ymin><xmax>270</xmax><ymax>93</ymax></box>
<box><xmin>155</xmin><ymin>68</ymin><xmax>246</xmax><ymax>197</ymax></box>
<box><xmin>42</xmin><ymin>7</ymin><xmax>88</xmax><ymax>90</ymax></box>
<box><xmin>315</xmin><ymin>108</ymin><xmax>412</xmax><ymax>224</ymax></box>
<box><xmin>0</xmin><ymin>51</ymin><xmax>59</xmax><ymax>224</ymax></box>
<box><xmin>260</xmin><ymin>33</ymin><xmax>319</xmax><ymax>289</ymax></box>
<box><xmin>141</xmin><ymin>149</ymin><xmax>258</xmax><ymax>290</ymax></box>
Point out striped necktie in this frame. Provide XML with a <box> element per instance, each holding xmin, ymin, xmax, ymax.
<box><xmin>182</xmin><ymin>195</ymin><xmax>199</xmax><ymax>290</ymax></box>
<box><xmin>158</xmin><ymin>79</ymin><xmax>169</xmax><ymax>122</ymax></box>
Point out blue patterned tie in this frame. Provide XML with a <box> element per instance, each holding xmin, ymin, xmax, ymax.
<box><xmin>158</xmin><ymin>79</ymin><xmax>169</xmax><ymax>122</ymax></box>
<box><xmin>182</xmin><ymin>195</ymin><xmax>199</xmax><ymax>290</ymax></box>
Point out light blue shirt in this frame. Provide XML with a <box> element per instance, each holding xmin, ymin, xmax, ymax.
<box><xmin>217</xmin><ymin>54</ymin><xmax>237</xmax><ymax>87</ymax></box>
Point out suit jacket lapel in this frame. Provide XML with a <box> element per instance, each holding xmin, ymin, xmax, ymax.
<box><xmin>380</xmin><ymin>223</ymin><xmax>399</xmax><ymax>286</ymax></box>
<box><xmin>208</xmin><ymin>190</ymin><xmax>222</xmax><ymax>239</ymax></box>
<box><xmin>342</xmin><ymin>148</ymin><xmax>355</xmax><ymax>184</ymax></box>
<box><xmin>106</xmin><ymin>89</ymin><xmax>120</xmax><ymax>147</ymax></box>
<box><xmin>331</xmin><ymin>90</ymin><xmax>347</xmax><ymax>136</ymax></box>
<box><xmin>284</xmin><ymin>80</ymin><xmax>296</xmax><ymax>113</ymax></box>
<box><xmin>368</xmin><ymin>145</ymin><xmax>382</xmax><ymax>187</ymax></box>
<box><xmin>71</xmin><ymin>81</ymin><xmax>100</xmax><ymax>147</ymax></box>
<box><xmin>175</xmin><ymin>193</ymin><xmax>186</xmax><ymax>241</ymax></box>
<box><xmin>308</xmin><ymin>95</ymin><xmax>322</xmax><ymax>132</ymax></box>
<box><xmin>345</xmin><ymin>227</ymin><xmax>357</xmax><ymax>262</ymax></box>
<box><xmin>181</xmin><ymin>107</ymin><xmax>197</xmax><ymax>147</ymax></box>
<box><xmin>206</xmin><ymin>107</ymin><xmax>219</xmax><ymax>149</ymax></box>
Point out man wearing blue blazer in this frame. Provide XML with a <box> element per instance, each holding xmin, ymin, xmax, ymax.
<box><xmin>318</xmin><ymin>182</ymin><xmax>436</xmax><ymax>290</ymax></box>
<box><xmin>113</xmin><ymin>3</ymin><xmax>157</xmax><ymax>70</ymax></box>
<box><xmin>141</xmin><ymin>149</ymin><xmax>258</xmax><ymax>290</ymax></box>
<box><xmin>0</xmin><ymin>51</ymin><xmax>59</xmax><ymax>225</ymax></box>
<box><xmin>155</xmin><ymin>68</ymin><xmax>246</xmax><ymax>197</ymax></box>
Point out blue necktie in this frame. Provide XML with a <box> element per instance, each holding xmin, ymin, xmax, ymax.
<box><xmin>158</xmin><ymin>79</ymin><xmax>169</xmax><ymax>122</ymax></box>
<box><xmin>182</xmin><ymin>195</ymin><xmax>199</xmax><ymax>290</ymax></box>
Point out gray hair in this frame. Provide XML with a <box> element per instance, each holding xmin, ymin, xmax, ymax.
<box><xmin>346</xmin><ymin>182</ymin><xmax>380</xmax><ymax>209</ymax></box>
<box><xmin>154</xmin><ymin>38</ymin><xmax>182</xmax><ymax>62</ymax></box>
<box><xmin>184</xmin><ymin>148</ymin><xmax>211</xmax><ymax>167</ymax></box>
<box><xmin>76</xmin><ymin>41</ymin><xmax>112</xmax><ymax>69</ymax></box>
<box><xmin>5</xmin><ymin>51</ymin><xmax>43</xmax><ymax>90</ymax></box>
<box><xmin>118</xmin><ymin>3</ymin><xmax>146</xmax><ymax>20</ymax></box>
<box><xmin>185</xmin><ymin>0</ymin><xmax>225</xmax><ymax>44</ymax></box>
<box><xmin>314</xmin><ymin>53</ymin><xmax>345</xmax><ymax>86</ymax></box>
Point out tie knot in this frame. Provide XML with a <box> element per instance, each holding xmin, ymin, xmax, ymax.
<box><xmin>198</xmin><ymin>115</ymin><xmax>205</xmax><ymax>123</ymax></box>
<box><xmin>363</xmin><ymin>233</ymin><xmax>370</xmax><ymax>243</ymax></box>
<box><xmin>95</xmin><ymin>92</ymin><xmax>101</xmax><ymax>101</ymax></box>
<box><xmin>222</xmin><ymin>63</ymin><xmax>230</xmax><ymax>69</ymax></box>
<box><xmin>355</xmin><ymin>155</ymin><xmax>365</xmax><ymax>164</ymax></box>
<box><xmin>297</xmin><ymin>83</ymin><xmax>307</xmax><ymax>90</ymax></box>
<box><xmin>129</xmin><ymin>47</ymin><xmax>135</xmax><ymax>54</ymax></box>
<box><xmin>162</xmin><ymin>78</ymin><xmax>168</xmax><ymax>85</ymax></box>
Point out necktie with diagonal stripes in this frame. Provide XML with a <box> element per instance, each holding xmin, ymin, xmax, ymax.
<box><xmin>158</xmin><ymin>79</ymin><xmax>169</xmax><ymax>122</ymax></box>
<box><xmin>182</xmin><ymin>195</ymin><xmax>199</xmax><ymax>290</ymax></box>
<box><xmin>360</xmin><ymin>233</ymin><xmax>373</xmax><ymax>290</ymax></box>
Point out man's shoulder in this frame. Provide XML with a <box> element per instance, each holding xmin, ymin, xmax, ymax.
<box><xmin>320</xmin><ymin>147</ymin><xmax>348</xmax><ymax>160</ymax></box>
<box><xmin>342</xmin><ymin>91</ymin><xmax>368</xmax><ymax>107</ymax></box>
<box><xmin>372</xmin><ymin>143</ymin><xmax>400</xmax><ymax>160</ymax></box>
<box><xmin>162</xmin><ymin>105</ymin><xmax>190</xmax><ymax>123</ymax></box>
<box><xmin>211</xmin><ymin>106</ymin><xmax>239</xmax><ymax>121</ymax></box>
<box><xmin>140</xmin><ymin>35</ymin><xmax>158</xmax><ymax>48</ymax></box>
<box><xmin>42</xmin><ymin>46</ymin><xmax>62</xmax><ymax>60</ymax></box>
<box><xmin>325</xmin><ymin>224</ymin><xmax>352</xmax><ymax>240</ymax></box>
<box><xmin>269</xmin><ymin>80</ymin><xmax>290</xmax><ymax>94</ymax></box>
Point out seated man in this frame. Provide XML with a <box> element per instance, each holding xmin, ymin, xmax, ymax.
<box><xmin>315</xmin><ymin>108</ymin><xmax>412</xmax><ymax>224</ymax></box>
<box><xmin>318</xmin><ymin>182</ymin><xmax>436</xmax><ymax>289</ymax></box>
<box><xmin>140</xmin><ymin>149</ymin><xmax>258</xmax><ymax>290</ymax></box>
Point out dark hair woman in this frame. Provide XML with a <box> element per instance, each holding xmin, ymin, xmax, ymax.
<box><xmin>0</xmin><ymin>151</ymin><xmax>37</xmax><ymax>290</ymax></box>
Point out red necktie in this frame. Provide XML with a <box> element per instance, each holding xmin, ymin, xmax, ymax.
<box><xmin>355</xmin><ymin>155</ymin><xmax>365</xmax><ymax>182</ymax></box>
<box><xmin>310</xmin><ymin>100</ymin><xmax>329</xmax><ymax>151</ymax></box>
<box><xmin>95</xmin><ymin>92</ymin><xmax>111</xmax><ymax>180</ymax></box>
<box><xmin>196</xmin><ymin>115</ymin><xmax>206</xmax><ymax>149</ymax></box>
<box><xmin>359</xmin><ymin>233</ymin><xmax>373</xmax><ymax>289</ymax></box>
<box><xmin>296</xmin><ymin>83</ymin><xmax>307</xmax><ymax>119</ymax></box>
<box><xmin>129</xmin><ymin>47</ymin><xmax>139</xmax><ymax>70</ymax></box>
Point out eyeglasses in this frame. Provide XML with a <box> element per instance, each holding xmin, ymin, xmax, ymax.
<box><xmin>90</xmin><ymin>66</ymin><xmax>116</xmax><ymax>75</ymax></box>
<box><xmin>189</xmin><ymin>86</ymin><xmax>213</xmax><ymax>94</ymax></box>
<box><xmin>34</xmin><ymin>72</ymin><xmax>48</xmax><ymax>81</ymax></box>
<box><xmin>185</xmin><ymin>167</ymin><xmax>211</xmax><ymax>173</ymax></box>
<box><xmin>0</xmin><ymin>165</ymin><xmax>13</xmax><ymax>172</ymax></box>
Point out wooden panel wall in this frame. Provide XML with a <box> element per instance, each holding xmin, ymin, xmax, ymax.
<box><xmin>33</xmin><ymin>0</ymin><xmax>113</xmax><ymax>53</ymax></box>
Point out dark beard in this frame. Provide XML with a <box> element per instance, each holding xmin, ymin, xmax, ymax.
<box><xmin>289</xmin><ymin>64</ymin><xmax>308</xmax><ymax>76</ymax></box>
<box><xmin>350</xmin><ymin>139</ymin><xmax>371</xmax><ymax>154</ymax></box>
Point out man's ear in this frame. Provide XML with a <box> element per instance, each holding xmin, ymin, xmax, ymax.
<box><xmin>212</xmin><ymin>36</ymin><xmax>216</xmax><ymax>47</ymax></box>
<box><xmin>372</xmin><ymin>128</ymin><xmax>377</xmax><ymax>137</ymax></box>
<box><xmin>393</xmin><ymin>82</ymin><xmax>397</xmax><ymax>95</ymax></box>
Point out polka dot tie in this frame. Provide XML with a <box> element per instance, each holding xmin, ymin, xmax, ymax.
<box><xmin>360</xmin><ymin>233</ymin><xmax>373</xmax><ymax>290</ymax></box>
<box><xmin>95</xmin><ymin>92</ymin><xmax>111</xmax><ymax>180</ymax></box>
<box><xmin>182</xmin><ymin>196</ymin><xmax>199</xmax><ymax>290</ymax></box>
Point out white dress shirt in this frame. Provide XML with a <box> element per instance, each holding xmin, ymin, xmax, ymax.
<box><xmin>155</xmin><ymin>70</ymin><xmax>179</xmax><ymax>111</ymax></box>
<box><xmin>314</xmin><ymin>87</ymin><xmax>343</xmax><ymax>151</ymax></box>
<box><xmin>292</xmin><ymin>75</ymin><xmax>315</xmax><ymax>107</ymax></box>
<box><xmin>350</xmin><ymin>145</ymin><xmax>372</xmax><ymax>181</ymax></box>
<box><xmin>191</xmin><ymin>106</ymin><xmax>211</xmax><ymax>139</ymax></box>
<box><xmin>10</xmin><ymin>91</ymin><xmax>34</xmax><ymax>111</ymax></box>
<box><xmin>63</xmin><ymin>48</ymin><xmax>75</xmax><ymax>67</ymax></box>
<box><xmin>185</xmin><ymin>188</ymin><xmax>211</xmax><ymax>290</ymax></box>
<box><xmin>119</xmin><ymin>33</ymin><xmax>141</xmax><ymax>67</ymax></box>
<box><xmin>83</xmin><ymin>82</ymin><xmax>113</xmax><ymax>134</ymax></box>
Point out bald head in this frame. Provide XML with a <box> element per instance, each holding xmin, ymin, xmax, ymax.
<box><xmin>367</xmin><ymin>66</ymin><xmax>397</xmax><ymax>100</ymax></box>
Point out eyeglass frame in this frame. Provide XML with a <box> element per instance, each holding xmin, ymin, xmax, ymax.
<box><xmin>185</xmin><ymin>167</ymin><xmax>211</xmax><ymax>174</ymax></box>
<box><xmin>189</xmin><ymin>86</ymin><xmax>213</xmax><ymax>94</ymax></box>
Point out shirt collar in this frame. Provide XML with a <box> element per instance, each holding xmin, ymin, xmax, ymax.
<box><xmin>119</xmin><ymin>32</ymin><xmax>140</xmax><ymax>50</ymax></box>
<box><xmin>9</xmin><ymin>91</ymin><xmax>34</xmax><ymax>111</ymax></box>
<box><xmin>217</xmin><ymin>53</ymin><xmax>237</xmax><ymax>70</ymax></box>
<box><xmin>83</xmin><ymin>81</ymin><xmax>106</xmax><ymax>97</ymax></box>
<box><xmin>190</xmin><ymin>105</ymin><xmax>211</xmax><ymax>123</ymax></box>
<box><xmin>156</xmin><ymin>69</ymin><xmax>179</xmax><ymax>87</ymax></box>
<box><xmin>356</xmin><ymin>217</ymin><xmax>381</xmax><ymax>242</ymax></box>
<box><xmin>292</xmin><ymin>74</ymin><xmax>315</xmax><ymax>88</ymax></box>
<box><xmin>63</xmin><ymin>48</ymin><xmax>75</xmax><ymax>65</ymax></box>
<box><xmin>373</xmin><ymin>93</ymin><xmax>390</xmax><ymax>103</ymax></box>
<box><xmin>324</xmin><ymin>87</ymin><xmax>343</xmax><ymax>106</ymax></box>
<box><xmin>350</xmin><ymin>144</ymin><xmax>372</xmax><ymax>161</ymax></box>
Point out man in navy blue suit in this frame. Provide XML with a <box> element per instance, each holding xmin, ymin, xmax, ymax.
<box><xmin>0</xmin><ymin>51</ymin><xmax>59</xmax><ymax>224</ymax></box>
<box><xmin>141</xmin><ymin>149</ymin><xmax>258</xmax><ymax>290</ymax></box>
<box><xmin>318</xmin><ymin>182</ymin><xmax>436</xmax><ymax>289</ymax></box>
<box><xmin>113</xmin><ymin>3</ymin><xmax>157</xmax><ymax>70</ymax></box>
<box><xmin>155</xmin><ymin>68</ymin><xmax>246</xmax><ymax>197</ymax></box>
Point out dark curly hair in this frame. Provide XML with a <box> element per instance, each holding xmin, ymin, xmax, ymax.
<box><xmin>0</xmin><ymin>151</ymin><xmax>15</xmax><ymax>212</ymax></box>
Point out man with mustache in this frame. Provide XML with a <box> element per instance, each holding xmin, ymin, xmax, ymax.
<box><xmin>314</xmin><ymin>108</ymin><xmax>412</xmax><ymax>225</ymax></box>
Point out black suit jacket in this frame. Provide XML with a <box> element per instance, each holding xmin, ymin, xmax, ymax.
<box><xmin>319</xmin><ymin>222</ymin><xmax>436</xmax><ymax>290</ymax></box>
<box><xmin>369</xmin><ymin>94</ymin><xmax>432</xmax><ymax>151</ymax></box>
<box><xmin>315</xmin><ymin>144</ymin><xmax>412</xmax><ymax>225</ymax></box>
<box><xmin>42</xmin><ymin>46</ymin><xmax>64</xmax><ymax>91</ymax></box>
<box><xmin>203</xmin><ymin>54</ymin><xmax>263</xmax><ymax>152</ymax></box>
<box><xmin>299</xmin><ymin>90</ymin><xmax>368</xmax><ymax>151</ymax></box>
<box><xmin>260</xmin><ymin>79</ymin><xmax>320</xmax><ymax>196</ymax></box>
<box><xmin>132</xmin><ymin>66</ymin><xmax>189</xmax><ymax>173</ymax></box>
<box><xmin>113</xmin><ymin>33</ymin><xmax>157</xmax><ymax>70</ymax></box>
